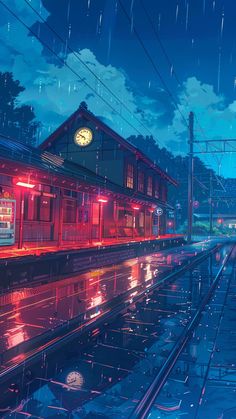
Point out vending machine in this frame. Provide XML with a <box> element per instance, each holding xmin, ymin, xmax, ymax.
<box><xmin>0</xmin><ymin>199</ymin><xmax>16</xmax><ymax>245</ymax></box>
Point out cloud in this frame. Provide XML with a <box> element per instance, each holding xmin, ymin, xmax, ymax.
<box><xmin>1</xmin><ymin>1</ymin><xmax>236</xmax><ymax>176</ymax></box>
<box><xmin>0</xmin><ymin>0</ymin><xmax>175</xmax><ymax>144</ymax></box>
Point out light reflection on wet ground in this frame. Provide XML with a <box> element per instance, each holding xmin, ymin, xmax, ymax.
<box><xmin>0</xmin><ymin>240</ymin><xmax>213</xmax><ymax>357</ymax></box>
<box><xmin>148</xmin><ymin>246</ymin><xmax>236</xmax><ymax>419</ymax></box>
<box><xmin>1</xmin><ymin>241</ymin><xmax>231</xmax><ymax>418</ymax></box>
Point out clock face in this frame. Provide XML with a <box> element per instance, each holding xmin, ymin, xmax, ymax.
<box><xmin>74</xmin><ymin>127</ymin><xmax>93</xmax><ymax>147</ymax></box>
<box><xmin>66</xmin><ymin>371</ymin><xmax>84</xmax><ymax>388</ymax></box>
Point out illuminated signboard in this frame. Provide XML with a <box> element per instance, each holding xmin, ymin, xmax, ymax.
<box><xmin>0</xmin><ymin>199</ymin><xmax>16</xmax><ymax>245</ymax></box>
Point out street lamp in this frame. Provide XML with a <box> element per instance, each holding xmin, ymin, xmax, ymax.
<box><xmin>16</xmin><ymin>181</ymin><xmax>35</xmax><ymax>189</ymax></box>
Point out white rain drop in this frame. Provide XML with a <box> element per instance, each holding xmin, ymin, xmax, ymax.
<box><xmin>185</xmin><ymin>2</ymin><xmax>189</xmax><ymax>31</ymax></box>
<box><xmin>176</xmin><ymin>4</ymin><xmax>179</xmax><ymax>22</ymax></box>
<box><xmin>220</xmin><ymin>9</ymin><xmax>224</xmax><ymax>39</ymax></box>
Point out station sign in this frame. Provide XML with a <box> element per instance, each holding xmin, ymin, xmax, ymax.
<box><xmin>155</xmin><ymin>207</ymin><xmax>163</xmax><ymax>216</ymax></box>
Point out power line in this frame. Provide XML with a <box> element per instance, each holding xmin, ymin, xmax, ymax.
<box><xmin>137</xmin><ymin>0</ymin><xmax>221</xmax><ymax>173</ymax></box>
<box><xmin>0</xmin><ymin>0</ymin><xmax>161</xmax><ymax>146</ymax></box>
<box><xmin>118</xmin><ymin>0</ymin><xmax>189</xmax><ymax>129</ymax></box>
<box><xmin>119</xmin><ymin>0</ymin><xmax>224</xmax><ymax>194</ymax></box>
<box><xmin>23</xmin><ymin>0</ymin><xmax>165</xmax><ymax>148</ymax></box>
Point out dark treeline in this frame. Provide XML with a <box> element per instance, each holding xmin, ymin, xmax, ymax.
<box><xmin>0</xmin><ymin>72</ymin><xmax>39</xmax><ymax>146</ymax></box>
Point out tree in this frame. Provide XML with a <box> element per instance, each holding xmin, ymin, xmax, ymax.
<box><xmin>0</xmin><ymin>72</ymin><xmax>39</xmax><ymax>146</ymax></box>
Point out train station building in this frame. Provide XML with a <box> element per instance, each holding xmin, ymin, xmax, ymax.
<box><xmin>0</xmin><ymin>103</ymin><xmax>177</xmax><ymax>250</ymax></box>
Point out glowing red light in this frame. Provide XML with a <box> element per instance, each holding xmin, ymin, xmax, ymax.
<box><xmin>217</xmin><ymin>218</ymin><xmax>223</xmax><ymax>224</ymax></box>
<box><xmin>132</xmin><ymin>206</ymin><xmax>140</xmax><ymax>210</ymax></box>
<box><xmin>16</xmin><ymin>181</ymin><xmax>35</xmax><ymax>189</ymax></box>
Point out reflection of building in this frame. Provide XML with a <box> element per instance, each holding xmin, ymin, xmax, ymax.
<box><xmin>0</xmin><ymin>104</ymin><xmax>177</xmax><ymax>250</ymax></box>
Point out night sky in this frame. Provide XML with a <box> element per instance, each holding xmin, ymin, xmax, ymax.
<box><xmin>1</xmin><ymin>0</ymin><xmax>236</xmax><ymax>177</ymax></box>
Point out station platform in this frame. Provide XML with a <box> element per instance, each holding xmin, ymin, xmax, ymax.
<box><xmin>0</xmin><ymin>234</ymin><xmax>182</xmax><ymax>260</ymax></box>
<box><xmin>0</xmin><ymin>235</ymin><xmax>185</xmax><ymax>290</ymax></box>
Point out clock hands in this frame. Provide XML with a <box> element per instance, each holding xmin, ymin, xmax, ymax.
<box><xmin>74</xmin><ymin>128</ymin><xmax>93</xmax><ymax>146</ymax></box>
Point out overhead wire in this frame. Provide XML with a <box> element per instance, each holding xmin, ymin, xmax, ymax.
<box><xmin>137</xmin><ymin>0</ymin><xmax>227</xmax><ymax>192</ymax></box>
<box><xmin>22</xmin><ymin>0</ymin><xmax>166</xmax><ymax>148</ymax></box>
<box><xmin>118</xmin><ymin>0</ymin><xmax>189</xmax><ymax>129</ymax></box>
<box><xmin>0</xmin><ymin>0</ymin><xmax>166</xmax><ymax>149</ymax></box>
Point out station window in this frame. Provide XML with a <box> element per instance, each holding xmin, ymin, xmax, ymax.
<box><xmin>126</xmin><ymin>163</ymin><xmax>134</xmax><ymax>189</ymax></box>
<box><xmin>39</xmin><ymin>196</ymin><xmax>52</xmax><ymax>221</ymax></box>
<box><xmin>63</xmin><ymin>199</ymin><xmax>76</xmax><ymax>223</ymax></box>
<box><xmin>78</xmin><ymin>208</ymin><xmax>89</xmax><ymax>223</ymax></box>
<box><xmin>154</xmin><ymin>178</ymin><xmax>159</xmax><ymax>198</ymax></box>
<box><xmin>24</xmin><ymin>194</ymin><xmax>38</xmax><ymax>221</ymax></box>
<box><xmin>161</xmin><ymin>182</ymin><xmax>167</xmax><ymax>201</ymax></box>
<box><xmin>64</xmin><ymin>189</ymin><xmax>77</xmax><ymax>198</ymax></box>
<box><xmin>138</xmin><ymin>171</ymin><xmax>144</xmax><ymax>193</ymax></box>
<box><xmin>147</xmin><ymin>176</ymin><xmax>153</xmax><ymax>196</ymax></box>
<box><xmin>0</xmin><ymin>175</ymin><xmax>12</xmax><ymax>187</ymax></box>
<box><xmin>126</xmin><ymin>213</ymin><xmax>133</xmax><ymax>227</ymax></box>
<box><xmin>24</xmin><ymin>193</ymin><xmax>53</xmax><ymax>222</ymax></box>
<box><xmin>139</xmin><ymin>211</ymin><xmax>144</xmax><ymax>227</ymax></box>
<box><xmin>92</xmin><ymin>202</ymin><xmax>100</xmax><ymax>225</ymax></box>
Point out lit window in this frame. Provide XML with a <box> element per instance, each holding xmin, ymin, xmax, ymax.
<box><xmin>126</xmin><ymin>164</ymin><xmax>134</xmax><ymax>189</ymax></box>
<box><xmin>147</xmin><ymin>176</ymin><xmax>153</xmax><ymax>196</ymax></box>
<box><xmin>139</xmin><ymin>212</ymin><xmax>144</xmax><ymax>227</ymax></box>
<box><xmin>92</xmin><ymin>202</ymin><xmax>99</xmax><ymax>225</ymax></box>
<box><xmin>138</xmin><ymin>171</ymin><xmax>144</xmax><ymax>193</ymax></box>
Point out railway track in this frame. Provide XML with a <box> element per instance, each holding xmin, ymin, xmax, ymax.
<box><xmin>129</xmin><ymin>244</ymin><xmax>235</xmax><ymax>419</ymax></box>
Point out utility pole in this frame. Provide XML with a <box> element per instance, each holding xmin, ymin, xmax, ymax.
<box><xmin>187</xmin><ymin>111</ymin><xmax>194</xmax><ymax>244</ymax></box>
<box><xmin>209</xmin><ymin>172</ymin><xmax>213</xmax><ymax>235</ymax></box>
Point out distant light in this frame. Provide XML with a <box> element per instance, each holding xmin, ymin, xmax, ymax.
<box><xmin>132</xmin><ymin>206</ymin><xmax>140</xmax><ymax>210</ymax></box>
<box><xmin>16</xmin><ymin>181</ymin><xmax>35</xmax><ymax>189</ymax></box>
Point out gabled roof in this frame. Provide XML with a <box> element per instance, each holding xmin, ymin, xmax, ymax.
<box><xmin>39</xmin><ymin>104</ymin><xmax>177</xmax><ymax>187</ymax></box>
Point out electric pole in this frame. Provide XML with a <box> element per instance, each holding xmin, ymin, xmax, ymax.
<box><xmin>187</xmin><ymin>111</ymin><xmax>194</xmax><ymax>244</ymax></box>
<box><xmin>209</xmin><ymin>172</ymin><xmax>213</xmax><ymax>235</ymax></box>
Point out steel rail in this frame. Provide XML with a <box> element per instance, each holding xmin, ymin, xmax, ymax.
<box><xmin>129</xmin><ymin>244</ymin><xmax>235</xmax><ymax>419</ymax></box>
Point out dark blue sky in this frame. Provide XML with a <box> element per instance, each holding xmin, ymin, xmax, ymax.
<box><xmin>40</xmin><ymin>0</ymin><xmax>236</xmax><ymax>97</ymax></box>
<box><xmin>1</xmin><ymin>0</ymin><xmax>236</xmax><ymax>176</ymax></box>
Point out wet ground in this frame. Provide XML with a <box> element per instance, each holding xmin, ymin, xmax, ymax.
<box><xmin>148</xmin><ymin>245</ymin><xmax>236</xmax><ymax>419</ymax></box>
<box><xmin>1</xmin><ymin>240</ymin><xmax>233</xmax><ymax>418</ymax></box>
<box><xmin>0</xmin><ymin>240</ymin><xmax>214</xmax><ymax>360</ymax></box>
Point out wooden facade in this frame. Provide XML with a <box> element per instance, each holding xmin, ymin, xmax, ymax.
<box><xmin>0</xmin><ymin>106</ymin><xmax>177</xmax><ymax>249</ymax></box>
